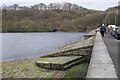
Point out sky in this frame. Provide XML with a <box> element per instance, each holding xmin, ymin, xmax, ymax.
<box><xmin>0</xmin><ymin>0</ymin><xmax>120</xmax><ymax>10</ymax></box>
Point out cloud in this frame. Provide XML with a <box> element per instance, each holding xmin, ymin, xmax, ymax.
<box><xmin>79</xmin><ymin>0</ymin><xmax>119</xmax><ymax>2</ymax></box>
<box><xmin>78</xmin><ymin>1</ymin><xmax>118</xmax><ymax>10</ymax></box>
<box><xmin>1</xmin><ymin>0</ymin><xmax>119</xmax><ymax>3</ymax></box>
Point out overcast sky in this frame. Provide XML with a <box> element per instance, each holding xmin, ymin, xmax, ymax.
<box><xmin>0</xmin><ymin>0</ymin><xmax>119</xmax><ymax>10</ymax></box>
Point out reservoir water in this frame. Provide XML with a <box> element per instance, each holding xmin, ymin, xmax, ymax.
<box><xmin>1</xmin><ymin>32</ymin><xmax>85</xmax><ymax>61</ymax></box>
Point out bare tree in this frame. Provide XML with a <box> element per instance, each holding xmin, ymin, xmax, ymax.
<box><xmin>31</xmin><ymin>4</ymin><xmax>39</xmax><ymax>10</ymax></box>
<box><xmin>38</xmin><ymin>3</ymin><xmax>47</xmax><ymax>10</ymax></box>
<box><xmin>71</xmin><ymin>4</ymin><xmax>80</xmax><ymax>10</ymax></box>
<box><xmin>2</xmin><ymin>4</ymin><xmax>8</xmax><ymax>10</ymax></box>
<box><xmin>48</xmin><ymin>3</ymin><xmax>57</xmax><ymax>10</ymax></box>
<box><xmin>62</xmin><ymin>2</ymin><xmax>72</xmax><ymax>10</ymax></box>
<box><xmin>55</xmin><ymin>3</ymin><xmax>61</xmax><ymax>10</ymax></box>
<box><xmin>12</xmin><ymin>4</ymin><xmax>19</xmax><ymax>10</ymax></box>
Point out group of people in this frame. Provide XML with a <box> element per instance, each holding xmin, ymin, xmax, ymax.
<box><xmin>100</xmin><ymin>24</ymin><xmax>114</xmax><ymax>37</ymax></box>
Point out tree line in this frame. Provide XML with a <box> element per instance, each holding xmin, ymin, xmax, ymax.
<box><xmin>2</xmin><ymin>3</ymin><xmax>119</xmax><ymax>32</ymax></box>
<box><xmin>1</xmin><ymin>2</ymin><xmax>87</xmax><ymax>11</ymax></box>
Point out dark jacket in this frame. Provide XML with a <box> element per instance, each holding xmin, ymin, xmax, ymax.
<box><xmin>100</xmin><ymin>26</ymin><xmax>106</xmax><ymax>32</ymax></box>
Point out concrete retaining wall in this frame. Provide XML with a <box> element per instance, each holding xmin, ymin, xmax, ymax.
<box><xmin>36</xmin><ymin>56</ymin><xmax>84</xmax><ymax>70</ymax></box>
<box><xmin>86</xmin><ymin>31</ymin><xmax>118</xmax><ymax>79</ymax></box>
<box><xmin>41</xmin><ymin>36</ymin><xmax>94</xmax><ymax>58</ymax></box>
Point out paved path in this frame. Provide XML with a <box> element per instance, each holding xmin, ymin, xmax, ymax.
<box><xmin>103</xmin><ymin>35</ymin><xmax>119</xmax><ymax>77</ymax></box>
<box><xmin>86</xmin><ymin>32</ymin><xmax>117</xmax><ymax>78</ymax></box>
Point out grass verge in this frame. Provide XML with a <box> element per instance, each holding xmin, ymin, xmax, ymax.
<box><xmin>63</xmin><ymin>63</ymin><xmax>88</xmax><ymax>78</ymax></box>
<box><xmin>2</xmin><ymin>58</ymin><xmax>89</xmax><ymax>79</ymax></box>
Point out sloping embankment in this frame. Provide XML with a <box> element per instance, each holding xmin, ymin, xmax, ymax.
<box><xmin>41</xmin><ymin>36</ymin><xmax>95</xmax><ymax>58</ymax></box>
<box><xmin>36</xmin><ymin>30</ymin><xmax>96</xmax><ymax>70</ymax></box>
<box><xmin>2</xmin><ymin>30</ymin><xmax>96</xmax><ymax>78</ymax></box>
<box><xmin>37</xmin><ymin>56</ymin><xmax>84</xmax><ymax>70</ymax></box>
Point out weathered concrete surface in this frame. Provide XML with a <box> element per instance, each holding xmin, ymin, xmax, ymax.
<box><xmin>62</xmin><ymin>36</ymin><xmax>94</xmax><ymax>50</ymax></box>
<box><xmin>36</xmin><ymin>56</ymin><xmax>84</xmax><ymax>70</ymax></box>
<box><xmin>86</xmin><ymin>32</ymin><xmax>118</xmax><ymax>79</ymax></box>
<box><xmin>41</xmin><ymin>36</ymin><xmax>95</xmax><ymax>57</ymax></box>
<box><xmin>37</xmin><ymin>31</ymin><xmax>96</xmax><ymax>70</ymax></box>
<box><xmin>84</xmin><ymin>29</ymin><xmax>96</xmax><ymax>39</ymax></box>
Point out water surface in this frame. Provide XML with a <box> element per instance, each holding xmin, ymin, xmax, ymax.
<box><xmin>1</xmin><ymin>32</ymin><xmax>85</xmax><ymax>61</ymax></box>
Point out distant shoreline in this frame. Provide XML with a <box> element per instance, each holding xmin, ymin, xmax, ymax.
<box><xmin>1</xmin><ymin>31</ymin><xmax>86</xmax><ymax>33</ymax></box>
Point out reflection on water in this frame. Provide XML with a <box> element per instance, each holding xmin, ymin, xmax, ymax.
<box><xmin>1</xmin><ymin>32</ymin><xmax>85</xmax><ymax>61</ymax></box>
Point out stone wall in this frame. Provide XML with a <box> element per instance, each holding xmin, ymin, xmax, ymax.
<box><xmin>41</xmin><ymin>46</ymin><xmax>93</xmax><ymax>57</ymax></box>
<box><xmin>37</xmin><ymin>30</ymin><xmax>96</xmax><ymax>70</ymax></box>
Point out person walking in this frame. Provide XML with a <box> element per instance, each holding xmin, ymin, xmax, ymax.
<box><xmin>100</xmin><ymin>24</ymin><xmax>106</xmax><ymax>37</ymax></box>
<box><xmin>109</xmin><ymin>26</ymin><xmax>113</xmax><ymax>37</ymax></box>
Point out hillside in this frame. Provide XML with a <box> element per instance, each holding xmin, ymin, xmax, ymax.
<box><xmin>103</xmin><ymin>6</ymin><xmax>120</xmax><ymax>26</ymax></box>
<box><xmin>2</xmin><ymin>4</ymin><xmax>119</xmax><ymax>32</ymax></box>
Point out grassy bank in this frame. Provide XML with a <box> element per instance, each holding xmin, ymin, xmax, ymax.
<box><xmin>64</xmin><ymin>63</ymin><xmax>88</xmax><ymax>78</ymax></box>
<box><xmin>2</xmin><ymin>58</ymin><xmax>65</xmax><ymax>78</ymax></box>
<box><xmin>2</xmin><ymin>37</ymin><xmax>92</xmax><ymax>78</ymax></box>
<box><xmin>2</xmin><ymin>57</ymin><xmax>89</xmax><ymax>78</ymax></box>
<box><xmin>2</xmin><ymin>32</ymin><xmax>95</xmax><ymax>78</ymax></box>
